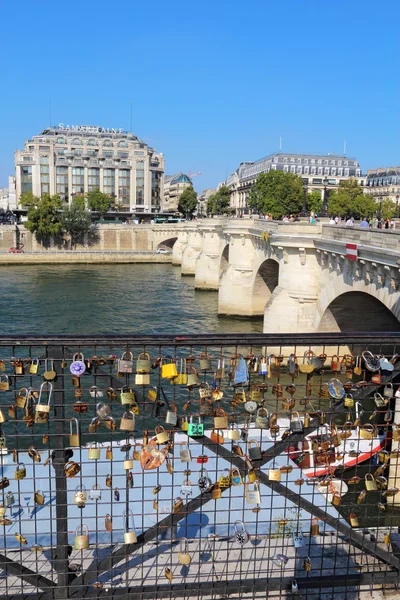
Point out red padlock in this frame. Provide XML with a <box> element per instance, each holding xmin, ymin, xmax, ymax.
<box><xmin>197</xmin><ymin>455</ymin><xmax>208</xmax><ymax>464</ymax></box>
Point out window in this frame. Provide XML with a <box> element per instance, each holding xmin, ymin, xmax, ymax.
<box><xmin>118</xmin><ymin>169</ymin><xmax>130</xmax><ymax>204</ymax></box>
<box><xmin>344</xmin><ymin>168</ymin><xmax>350</xmax><ymax>176</ymax></box>
<box><xmin>318</xmin><ymin>167</ymin><xmax>323</xmax><ymax>175</ymax></box>
<box><xmin>56</xmin><ymin>137</ymin><xmax>66</xmax><ymax>144</ymax></box>
<box><xmin>135</xmin><ymin>151</ymin><xmax>145</xmax><ymax>156</ymax></box>
<box><xmin>72</xmin><ymin>148</ymin><xmax>82</xmax><ymax>156</ymax></box>
<box><xmin>324</xmin><ymin>168</ymin><xmax>329</xmax><ymax>175</ymax></box>
<box><xmin>103</xmin><ymin>140</ymin><xmax>113</xmax><ymax>147</ymax></box>
<box><xmin>311</xmin><ymin>159</ymin><xmax>315</xmax><ymax>164</ymax></box>
<box><xmin>40</xmin><ymin>156</ymin><xmax>49</xmax><ymax>165</ymax></box>
<box><xmin>118</xmin><ymin>140</ymin><xmax>128</xmax><ymax>147</ymax></box>
<box><xmin>21</xmin><ymin>166</ymin><xmax>32</xmax><ymax>193</ymax></box>
<box><xmin>28</xmin><ymin>146</ymin><xmax>34</xmax><ymax>151</ymax></box>
<box><xmin>331</xmin><ymin>168</ymin><xmax>336</xmax><ymax>175</ymax></box>
<box><xmin>338</xmin><ymin>168</ymin><xmax>343</xmax><ymax>176</ymax></box>
<box><xmin>311</xmin><ymin>166</ymin><xmax>316</xmax><ymax>174</ymax></box>
<box><xmin>317</xmin><ymin>159</ymin><xmax>322</xmax><ymax>164</ymax></box>
<box><xmin>283</xmin><ymin>165</ymin><xmax>289</xmax><ymax>172</ymax></box>
<box><xmin>23</xmin><ymin>157</ymin><xmax>32</xmax><ymax>162</ymax></box>
<box><xmin>103</xmin><ymin>151</ymin><xmax>114</xmax><ymax>158</ymax></box>
<box><xmin>304</xmin><ymin>166</ymin><xmax>309</xmax><ymax>174</ymax></box>
<box><xmin>72</xmin><ymin>138</ymin><xmax>82</xmax><ymax>145</ymax></box>
<box><xmin>136</xmin><ymin>162</ymin><xmax>145</xmax><ymax>205</ymax></box>
<box><xmin>291</xmin><ymin>165</ymin><xmax>296</xmax><ymax>173</ymax></box>
<box><xmin>56</xmin><ymin>148</ymin><xmax>65</xmax><ymax>155</ymax></box>
<box><xmin>88</xmin><ymin>168</ymin><xmax>100</xmax><ymax>192</ymax></box>
<box><xmin>290</xmin><ymin>158</ymin><xmax>294</xmax><ymax>163</ymax></box>
<box><xmin>103</xmin><ymin>168</ymin><xmax>115</xmax><ymax>194</ymax></box>
<box><xmin>87</xmin><ymin>149</ymin><xmax>98</xmax><ymax>157</ymax></box>
<box><xmin>72</xmin><ymin>167</ymin><xmax>84</xmax><ymax>194</ymax></box>
<box><xmin>87</xmin><ymin>139</ymin><xmax>97</xmax><ymax>146</ymax></box>
<box><xmin>118</xmin><ymin>151</ymin><xmax>128</xmax><ymax>158</ymax></box>
<box><xmin>297</xmin><ymin>166</ymin><xmax>302</xmax><ymax>173</ymax></box>
<box><xmin>39</xmin><ymin>146</ymin><xmax>50</xmax><ymax>151</ymax></box>
<box><xmin>297</xmin><ymin>158</ymin><xmax>301</xmax><ymax>163</ymax></box>
<box><xmin>312</xmin><ymin>178</ymin><xmax>322</xmax><ymax>185</ymax></box>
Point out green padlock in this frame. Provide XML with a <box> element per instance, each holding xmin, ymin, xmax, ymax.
<box><xmin>187</xmin><ymin>415</ymin><xmax>204</xmax><ymax>437</ymax></box>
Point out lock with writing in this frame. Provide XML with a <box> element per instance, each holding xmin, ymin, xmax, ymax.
<box><xmin>69</xmin><ymin>418</ymin><xmax>80</xmax><ymax>447</ymax></box>
<box><xmin>180</xmin><ymin>442</ymin><xmax>191</xmax><ymax>462</ymax></box>
<box><xmin>293</xmin><ymin>528</ymin><xmax>304</xmax><ymax>548</ymax></box>
<box><xmin>118</xmin><ymin>351</ymin><xmax>134</xmax><ymax>374</ymax></box>
<box><xmin>219</xmin><ymin>468</ymin><xmax>231</xmax><ymax>488</ymax></box>
<box><xmin>166</xmin><ymin>404</ymin><xmax>177</xmax><ymax>426</ymax></box>
<box><xmin>344</xmin><ymin>393</ymin><xmax>354</xmax><ymax>408</ymax></box>
<box><xmin>42</xmin><ymin>359</ymin><xmax>56</xmax><ymax>381</ymax></box>
<box><xmin>15</xmin><ymin>462</ymin><xmax>26</xmax><ymax>480</ymax></box>
<box><xmin>255</xmin><ymin>407</ymin><xmax>269</xmax><ymax>429</ymax></box>
<box><xmin>245</xmin><ymin>480</ymin><xmax>261</xmax><ymax>504</ymax></box>
<box><xmin>147</xmin><ymin>386</ymin><xmax>158</xmax><ymax>402</ymax></box>
<box><xmin>64</xmin><ymin>461</ymin><xmax>80</xmax><ymax>477</ymax></box>
<box><xmin>74</xmin><ymin>525</ymin><xmax>89</xmax><ymax>550</ymax></box>
<box><xmin>30</xmin><ymin>358</ymin><xmax>39</xmax><ymax>375</ymax></box>
<box><xmin>75</xmin><ymin>485</ymin><xmax>87</xmax><ymax>508</ymax></box>
<box><xmin>180</xmin><ymin>479</ymin><xmax>192</xmax><ymax>497</ymax></box>
<box><xmin>187</xmin><ymin>415</ymin><xmax>204</xmax><ymax>437</ymax></box>
<box><xmin>136</xmin><ymin>351</ymin><xmax>151</xmax><ymax>373</ymax></box>
<box><xmin>120</xmin><ymin>387</ymin><xmax>136</xmax><ymax>406</ymax></box>
<box><xmin>234</xmin><ymin>521</ymin><xmax>249</xmax><ymax>545</ymax></box>
<box><xmin>89</xmin><ymin>484</ymin><xmax>101</xmax><ymax>501</ymax></box>
<box><xmin>268</xmin><ymin>468</ymin><xmax>281</xmax><ymax>482</ymax></box>
<box><xmin>248</xmin><ymin>439</ymin><xmax>262</xmax><ymax>461</ymax></box>
<box><xmin>123</xmin><ymin>509</ymin><xmax>137</xmax><ymax>543</ymax></box>
<box><xmin>231</xmin><ymin>467</ymin><xmax>243</xmax><ymax>486</ymax></box>
<box><xmin>198</xmin><ymin>468</ymin><xmax>213</xmax><ymax>493</ymax></box>
<box><xmin>120</xmin><ymin>410</ymin><xmax>135</xmax><ymax>432</ymax></box>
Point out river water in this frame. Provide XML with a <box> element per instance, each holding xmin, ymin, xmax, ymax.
<box><xmin>0</xmin><ymin>263</ymin><xmax>263</xmax><ymax>335</ymax></box>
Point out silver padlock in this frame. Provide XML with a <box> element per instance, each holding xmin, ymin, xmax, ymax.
<box><xmin>5</xmin><ymin>491</ymin><xmax>15</xmax><ymax>507</ymax></box>
<box><xmin>292</xmin><ymin>529</ymin><xmax>304</xmax><ymax>548</ymax></box>
<box><xmin>180</xmin><ymin>479</ymin><xmax>192</xmax><ymax>497</ymax></box>
<box><xmin>179</xmin><ymin>442</ymin><xmax>192</xmax><ymax>462</ymax></box>
<box><xmin>165</xmin><ymin>404</ymin><xmax>177</xmax><ymax>426</ymax></box>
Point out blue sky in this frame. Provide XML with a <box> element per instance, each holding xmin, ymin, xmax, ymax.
<box><xmin>1</xmin><ymin>0</ymin><xmax>399</xmax><ymax>192</ymax></box>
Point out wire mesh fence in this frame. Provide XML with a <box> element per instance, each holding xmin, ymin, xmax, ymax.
<box><xmin>0</xmin><ymin>333</ymin><xmax>399</xmax><ymax>599</ymax></box>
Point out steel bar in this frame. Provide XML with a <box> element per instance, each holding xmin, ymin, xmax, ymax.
<box><xmin>0</xmin><ymin>554</ymin><xmax>55</xmax><ymax>596</ymax></box>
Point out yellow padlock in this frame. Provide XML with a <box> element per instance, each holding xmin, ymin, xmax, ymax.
<box><xmin>155</xmin><ymin>425</ymin><xmax>169</xmax><ymax>444</ymax></box>
<box><xmin>268</xmin><ymin>469</ymin><xmax>281</xmax><ymax>482</ymax></box>
<box><xmin>161</xmin><ymin>357</ymin><xmax>178</xmax><ymax>379</ymax></box>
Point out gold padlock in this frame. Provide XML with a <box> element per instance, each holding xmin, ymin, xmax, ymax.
<box><xmin>15</xmin><ymin>359</ymin><xmax>24</xmax><ymax>375</ymax></box>
<box><xmin>34</xmin><ymin>490</ymin><xmax>45</xmax><ymax>505</ymax></box>
<box><xmin>64</xmin><ymin>461</ymin><xmax>80</xmax><ymax>477</ymax></box>
<box><xmin>120</xmin><ymin>387</ymin><xmax>136</xmax><ymax>405</ymax></box>
<box><xmin>69</xmin><ymin>418</ymin><xmax>80</xmax><ymax>447</ymax></box>
<box><xmin>310</xmin><ymin>518</ymin><xmax>319</xmax><ymax>536</ymax></box>
<box><xmin>155</xmin><ymin>426</ymin><xmax>169</xmax><ymax>444</ymax></box>
<box><xmin>365</xmin><ymin>473</ymin><xmax>378</xmax><ymax>491</ymax></box>
<box><xmin>384</xmin><ymin>530</ymin><xmax>391</xmax><ymax>545</ymax></box>
<box><xmin>88</xmin><ymin>442</ymin><xmax>101</xmax><ymax>460</ymax></box>
<box><xmin>0</xmin><ymin>375</ymin><xmax>10</xmax><ymax>391</ymax></box>
<box><xmin>268</xmin><ymin>469</ymin><xmax>281</xmax><ymax>482</ymax></box>
<box><xmin>74</xmin><ymin>525</ymin><xmax>89</xmax><ymax>550</ymax></box>
<box><xmin>349</xmin><ymin>513</ymin><xmax>359</xmax><ymax>527</ymax></box>
<box><xmin>173</xmin><ymin>497</ymin><xmax>184</xmax><ymax>512</ymax></box>
<box><xmin>211</xmin><ymin>484</ymin><xmax>222</xmax><ymax>499</ymax></box>
<box><xmin>331</xmin><ymin>492</ymin><xmax>342</xmax><ymax>507</ymax></box>
<box><xmin>124</xmin><ymin>457</ymin><xmax>134</xmax><ymax>470</ymax></box>
<box><xmin>303</xmin><ymin>557</ymin><xmax>312</xmax><ymax>572</ymax></box>
<box><xmin>15</xmin><ymin>463</ymin><xmax>26</xmax><ymax>480</ymax></box>
<box><xmin>123</xmin><ymin>509</ymin><xmax>137</xmax><ymax>543</ymax></box>
<box><xmin>214</xmin><ymin>408</ymin><xmax>228</xmax><ymax>429</ymax></box>
<box><xmin>178</xmin><ymin>537</ymin><xmax>191</xmax><ymax>565</ymax></box>
<box><xmin>120</xmin><ymin>410</ymin><xmax>135</xmax><ymax>432</ymax></box>
<box><xmin>106</xmin><ymin>446</ymin><xmax>113</xmax><ymax>460</ymax></box>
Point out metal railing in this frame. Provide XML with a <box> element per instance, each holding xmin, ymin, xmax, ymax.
<box><xmin>0</xmin><ymin>333</ymin><xmax>400</xmax><ymax>599</ymax></box>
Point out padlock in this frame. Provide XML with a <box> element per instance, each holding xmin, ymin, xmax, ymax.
<box><xmin>215</xmin><ymin>356</ymin><xmax>225</xmax><ymax>379</ymax></box>
<box><xmin>293</xmin><ymin>529</ymin><xmax>305</xmax><ymax>548</ymax></box>
<box><xmin>5</xmin><ymin>491</ymin><xmax>15</xmax><ymax>507</ymax></box>
<box><xmin>74</xmin><ymin>525</ymin><xmax>89</xmax><ymax>550</ymax></box>
<box><xmin>0</xmin><ymin>409</ymin><xmax>6</xmax><ymax>424</ymax></box>
<box><xmin>30</xmin><ymin>358</ymin><xmax>39</xmax><ymax>375</ymax></box>
<box><xmin>166</xmin><ymin>404</ymin><xmax>178</xmax><ymax>426</ymax></box>
<box><xmin>88</xmin><ymin>417</ymin><xmax>100</xmax><ymax>433</ymax></box>
<box><xmin>118</xmin><ymin>350</ymin><xmax>134</xmax><ymax>374</ymax></box>
<box><xmin>105</xmin><ymin>514</ymin><xmax>113</xmax><ymax>532</ymax></box>
<box><xmin>106</xmin><ymin>474</ymin><xmax>113</xmax><ymax>488</ymax></box>
<box><xmin>384</xmin><ymin>383</ymin><xmax>393</xmax><ymax>398</ymax></box>
<box><xmin>268</xmin><ymin>469</ymin><xmax>281</xmax><ymax>482</ymax></box>
<box><xmin>227</xmin><ymin>423</ymin><xmax>241</xmax><ymax>440</ymax></box>
<box><xmin>255</xmin><ymin>407</ymin><xmax>269</xmax><ymax>429</ymax></box>
<box><xmin>248</xmin><ymin>439</ymin><xmax>262</xmax><ymax>461</ymax></box>
<box><xmin>0</xmin><ymin>477</ymin><xmax>9</xmax><ymax>489</ymax></box>
<box><xmin>197</xmin><ymin>351</ymin><xmax>211</xmax><ymax>371</ymax></box>
<box><xmin>15</xmin><ymin>387</ymin><xmax>29</xmax><ymax>409</ymax></box>
<box><xmin>127</xmin><ymin>471</ymin><xmax>134</xmax><ymax>488</ymax></box>
<box><xmin>384</xmin><ymin>530</ymin><xmax>391</xmax><ymax>545</ymax></box>
<box><xmin>120</xmin><ymin>387</ymin><xmax>136</xmax><ymax>405</ymax></box>
<box><xmin>197</xmin><ymin>454</ymin><xmax>208</xmax><ymax>464</ymax></box>
<box><xmin>214</xmin><ymin>408</ymin><xmax>228</xmax><ymax>429</ymax></box>
<box><xmin>197</xmin><ymin>468</ymin><xmax>212</xmax><ymax>493</ymax></box>
<box><xmin>250</xmin><ymin>384</ymin><xmax>262</xmax><ymax>403</ymax></box>
<box><xmin>180</xmin><ymin>442</ymin><xmax>191</xmax><ymax>462</ymax></box>
<box><xmin>147</xmin><ymin>386</ymin><xmax>158</xmax><ymax>402</ymax></box>
<box><xmin>177</xmin><ymin>537</ymin><xmax>191</xmax><ymax>564</ymax></box>
<box><xmin>136</xmin><ymin>351</ymin><xmax>151</xmax><ymax>373</ymax></box>
<box><xmin>133</xmin><ymin>444</ymin><xmax>142</xmax><ymax>460</ymax></box>
<box><xmin>120</xmin><ymin>410</ymin><xmax>135</xmax><ymax>432</ymax></box>
<box><xmin>155</xmin><ymin>425</ymin><xmax>169</xmax><ymax>443</ymax></box>
<box><xmin>247</xmin><ymin>468</ymin><xmax>257</xmax><ymax>483</ymax></box>
<box><xmin>303</xmin><ymin>557</ymin><xmax>312</xmax><ymax>573</ymax></box>
<box><xmin>290</xmin><ymin>411</ymin><xmax>304</xmax><ymax>434</ymax></box>
<box><xmin>173</xmin><ymin>497</ymin><xmax>184</xmax><ymax>512</ymax></box>
<box><xmin>96</xmin><ymin>402</ymin><xmax>111</xmax><ymax>419</ymax></box>
<box><xmin>231</xmin><ymin>467</ymin><xmax>243</xmax><ymax>486</ymax></box>
<box><xmin>181</xmin><ymin>479</ymin><xmax>193</xmax><ymax>497</ymax></box>
<box><xmin>89</xmin><ymin>386</ymin><xmax>104</xmax><ymax>399</ymax></box>
<box><xmin>123</xmin><ymin>509</ymin><xmax>137</xmax><ymax>543</ymax></box>
<box><xmin>360</xmin><ymin>424</ymin><xmax>374</xmax><ymax>440</ymax></box>
<box><xmin>161</xmin><ymin>356</ymin><xmax>178</xmax><ymax>379</ymax></box>
<box><xmin>331</xmin><ymin>492</ymin><xmax>342</xmax><ymax>506</ymax></box>
<box><xmin>104</xmin><ymin>416</ymin><xmax>116</xmax><ymax>431</ymax></box>
<box><xmin>106</xmin><ymin>446</ymin><xmax>113</xmax><ymax>460</ymax></box>
<box><xmin>379</xmin><ymin>450</ymin><xmax>390</xmax><ymax>464</ymax></box>
<box><xmin>357</xmin><ymin>490</ymin><xmax>367</xmax><ymax>505</ymax></box>
<box><xmin>365</xmin><ymin>473</ymin><xmax>378</xmax><ymax>491</ymax></box>
<box><xmin>114</xmin><ymin>488</ymin><xmax>120</xmax><ymax>501</ymax></box>
<box><xmin>69</xmin><ymin>418</ymin><xmax>80</xmax><ymax>447</ymax></box>
<box><xmin>199</xmin><ymin>397</ymin><xmax>214</xmax><ymax>416</ymax></box>
<box><xmin>349</xmin><ymin>513</ymin><xmax>359</xmax><ymax>527</ymax></box>
<box><xmin>187</xmin><ymin>415</ymin><xmax>204</xmax><ymax>437</ymax></box>
<box><xmin>0</xmin><ymin>360</ymin><xmax>5</xmax><ymax>372</ymax></box>
<box><xmin>28</xmin><ymin>446</ymin><xmax>41</xmax><ymax>462</ymax></box>
<box><xmin>15</xmin><ymin>462</ymin><xmax>26</xmax><ymax>480</ymax></box>
<box><xmin>43</xmin><ymin>359</ymin><xmax>56</xmax><ymax>381</ymax></box>
<box><xmin>135</xmin><ymin>372</ymin><xmax>150</xmax><ymax>385</ymax></box>
<box><xmin>344</xmin><ymin>393</ymin><xmax>354</xmax><ymax>408</ymax></box>
<box><xmin>73</xmin><ymin>400</ymin><xmax>88</xmax><ymax>413</ymax></box>
<box><xmin>34</xmin><ymin>490</ymin><xmax>45</xmax><ymax>505</ymax></box>
<box><xmin>219</xmin><ymin>468</ymin><xmax>231</xmax><ymax>488</ymax></box>
<box><xmin>171</xmin><ymin>358</ymin><xmax>188</xmax><ymax>384</ymax></box>
<box><xmin>0</xmin><ymin>375</ymin><xmax>10</xmax><ymax>391</ymax></box>
<box><xmin>211</xmin><ymin>484</ymin><xmax>222</xmax><ymax>499</ymax></box>
<box><xmin>88</xmin><ymin>442</ymin><xmax>101</xmax><ymax>460</ymax></box>
<box><xmin>310</xmin><ymin>518</ymin><xmax>319</xmax><ymax>536</ymax></box>
<box><xmin>245</xmin><ymin>480</ymin><xmax>261</xmax><ymax>504</ymax></box>
<box><xmin>393</xmin><ymin>425</ymin><xmax>400</xmax><ymax>442</ymax></box>
<box><xmin>187</xmin><ymin>366</ymin><xmax>200</xmax><ymax>388</ymax></box>
<box><xmin>234</xmin><ymin>521</ymin><xmax>249</xmax><ymax>545</ymax></box>
<box><xmin>106</xmin><ymin>387</ymin><xmax>117</xmax><ymax>401</ymax></box>
<box><xmin>89</xmin><ymin>484</ymin><xmax>101</xmax><ymax>501</ymax></box>
<box><xmin>14</xmin><ymin>359</ymin><xmax>23</xmax><ymax>375</ymax></box>
<box><xmin>64</xmin><ymin>461</ymin><xmax>80</xmax><ymax>477</ymax></box>
<box><xmin>74</xmin><ymin>485</ymin><xmax>87</xmax><ymax>507</ymax></box>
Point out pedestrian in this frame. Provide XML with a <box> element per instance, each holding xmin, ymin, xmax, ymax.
<box><xmin>385</xmin><ymin>218</ymin><xmax>390</xmax><ymax>229</ymax></box>
<box><xmin>390</xmin><ymin>219</ymin><xmax>395</xmax><ymax>229</ymax></box>
<box><xmin>369</xmin><ymin>218</ymin><xmax>373</xmax><ymax>228</ymax></box>
<box><xmin>377</xmin><ymin>218</ymin><xmax>383</xmax><ymax>229</ymax></box>
<box><xmin>345</xmin><ymin>216</ymin><xmax>354</xmax><ymax>226</ymax></box>
<box><xmin>329</xmin><ymin>217</ymin><xmax>336</xmax><ymax>225</ymax></box>
<box><xmin>359</xmin><ymin>217</ymin><xmax>369</xmax><ymax>228</ymax></box>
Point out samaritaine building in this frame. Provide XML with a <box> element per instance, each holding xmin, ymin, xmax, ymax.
<box><xmin>14</xmin><ymin>124</ymin><xmax>164</xmax><ymax>213</ymax></box>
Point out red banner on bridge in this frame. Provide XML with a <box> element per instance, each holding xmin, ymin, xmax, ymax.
<box><xmin>346</xmin><ymin>243</ymin><xmax>358</xmax><ymax>261</ymax></box>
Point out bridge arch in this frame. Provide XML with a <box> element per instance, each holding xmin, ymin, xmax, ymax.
<box><xmin>252</xmin><ymin>258</ymin><xmax>280</xmax><ymax>315</ymax></box>
<box><xmin>157</xmin><ymin>236</ymin><xmax>178</xmax><ymax>250</ymax></box>
<box><xmin>220</xmin><ymin>244</ymin><xmax>230</xmax><ymax>274</ymax></box>
<box><xmin>317</xmin><ymin>291</ymin><xmax>400</xmax><ymax>332</ymax></box>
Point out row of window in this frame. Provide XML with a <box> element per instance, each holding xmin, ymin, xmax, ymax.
<box><xmin>281</xmin><ymin>165</ymin><xmax>353</xmax><ymax>176</ymax></box>
<box><xmin>368</xmin><ymin>177</ymin><xmax>400</xmax><ymax>186</ymax></box>
<box><xmin>273</xmin><ymin>156</ymin><xmax>355</xmax><ymax>166</ymax></box>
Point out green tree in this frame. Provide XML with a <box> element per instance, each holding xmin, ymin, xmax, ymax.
<box><xmin>248</xmin><ymin>171</ymin><xmax>304</xmax><ymax>218</ymax></box>
<box><xmin>327</xmin><ymin>179</ymin><xmax>376</xmax><ymax>219</ymax></box>
<box><xmin>24</xmin><ymin>194</ymin><xmax>64</xmax><ymax>244</ymax></box>
<box><xmin>207</xmin><ymin>194</ymin><xmax>216</xmax><ymax>216</ymax></box>
<box><xmin>86</xmin><ymin>190</ymin><xmax>115</xmax><ymax>214</ymax></box>
<box><xmin>61</xmin><ymin>203</ymin><xmax>99</xmax><ymax>248</ymax></box>
<box><xmin>71</xmin><ymin>194</ymin><xmax>86</xmax><ymax>210</ymax></box>
<box><xmin>213</xmin><ymin>185</ymin><xmax>231</xmax><ymax>215</ymax></box>
<box><xmin>19</xmin><ymin>191</ymin><xmax>40</xmax><ymax>208</ymax></box>
<box><xmin>381</xmin><ymin>198</ymin><xmax>396</xmax><ymax>220</ymax></box>
<box><xmin>307</xmin><ymin>190</ymin><xmax>323</xmax><ymax>215</ymax></box>
<box><xmin>178</xmin><ymin>186</ymin><xmax>198</xmax><ymax>217</ymax></box>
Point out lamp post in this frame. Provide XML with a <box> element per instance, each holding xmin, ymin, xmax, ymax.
<box><xmin>396</xmin><ymin>195</ymin><xmax>399</xmax><ymax>219</ymax></box>
<box><xmin>321</xmin><ymin>177</ymin><xmax>329</xmax><ymax>217</ymax></box>
<box><xmin>300</xmin><ymin>187</ymin><xmax>307</xmax><ymax>217</ymax></box>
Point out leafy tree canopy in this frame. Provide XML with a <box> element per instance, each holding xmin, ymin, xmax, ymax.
<box><xmin>19</xmin><ymin>191</ymin><xmax>40</xmax><ymax>208</ymax></box>
<box><xmin>24</xmin><ymin>194</ymin><xmax>64</xmax><ymax>242</ymax></box>
<box><xmin>381</xmin><ymin>198</ymin><xmax>396</xmax><ymax>221</ymax></box>
<box><xmin>86</xmin><ymin>190</ymin><xmax>115</xmax><ymax>214</ymax></box>
<box><xmin>178</xmin><ymin>186</ymin><xmax>198</xmax><ymax>216</ymax></box>
<box><xmin>327</xmin><ymin>179</ymin><xmax>376</xmax><ymax>219</ymax></box>
<box><xmin>307</xmin><ymin>190</ymin><xmax>323</xmax><ymax>215</ymax></box>
<box><xmin>71</xmin><ymin>195</ymin><xmax>86</xmax><ymax>210</ymax></box>
<box><xmin>213</xmin><ymin>186</ymin><xmax>231</xmax><ymax>215</ymax></box>
<box><xmin>206</xmin><ymin>194</ymin><xmax>216</xmax><ymax>215</ymax></box>
<box><xmin>61</xmin><ymin>203</ymin><xmax>98</xmax><ymax>248</ymax></box>
<box><xmin>248</xmin><ymin>171</ymin><xmax>304</xmax><ymax>218</ymax></box>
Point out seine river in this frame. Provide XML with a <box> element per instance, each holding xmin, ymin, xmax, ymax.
<box><xmin>0</xmin><ymin>263</ymin><xmax>263</xmax><ymax>335</ymax></box>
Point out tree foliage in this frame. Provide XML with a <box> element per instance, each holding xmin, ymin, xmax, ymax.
<box><xmin>86</xmin><ymin>190</ymin><xmax>115</xmax><ymax>214</ymax></box>
<box><xmin>248</xmin><ymin>171</ymin><xmax>304</xmax><ymax>218</ymax></box>
<box><xmin>327</xmin><ymin>179</ymin><xmax>376</xmax><ymax>219</ymax></box>
<box><xmin>306</xmin><ymin>190</ymin><xmax>323</xmax><ymax>215</ymax></box>
<box><xmin>381</xmin><ymin>199</ymin><xmax>396</xmax><ymax>221</ymax></box>
<box><xmin>206</xmin><ymin>186</ymin><xmax>232</xmax><ymax>215</ymax></box>
<box><xmin>178</xmin><ymin>186</ymin><xmax>198</xmax><ymax>216</ymax></box>
<box><xmin>19</xmin><ymin>191</ymin><xmax>40</xmax><ymax>208</ymax></box>
<box><xmin>71</xmin><ymin>195</ymin><xmax>86</xmax><ymax>210</ymax></box>
<box><xmin>207</xmin><ymin>195</ymin><xmax>216</xmax><ymax>215</ymax></box>
<box><xmin>61</xmin><ymin>203</ymin><xmax>99</xmax><ymax>248</ymax></box>
<box><xmin>24</xmin><ymin>194</ymin><xmax>64</xmax><ymax>243</ymax></box>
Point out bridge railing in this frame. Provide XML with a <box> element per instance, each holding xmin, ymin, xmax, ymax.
<box><xmin>0</xmin><ymin>332</ymin><xmax>399</xmax><ymax>600</ymax></box>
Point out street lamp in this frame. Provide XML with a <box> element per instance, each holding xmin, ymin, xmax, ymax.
<box><xmin>396</xmin><ymin>195</ymin><xmax>399</xmax><ymax>219</ymax></box>
<box><xmin>321</xmin><ymin>177</ymin><xmax>329</xmax><ymax>217</ymax></box>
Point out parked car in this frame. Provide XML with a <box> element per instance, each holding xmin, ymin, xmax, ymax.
<box><xmin>156</xmin><ymin>247</ymin><xmax>171</xmax><ymax>254</ymax></box>
<box><xmin>9</xmin><ymin>246</ymin><xmax>24</xmax><ymax>253</ymax></box>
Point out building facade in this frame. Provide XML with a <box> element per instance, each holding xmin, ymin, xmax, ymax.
<box><xmin>14</xmin><ymin>125</ymin><xmax>164</xmax><ymax>213</ymax></box>
<box><xmin>365</xmin><ymin>168</ymin><xmax>400</xmax><ymax>207</ymax></box>
<box><xmin>196</xmin><ymin>188</ymin><xmax>216</xmax><ymax>216</ymax></box>
<box><xmin>0</xmin><ymin>176</ymin><xmax>17</xmax><ymax>211</ymax></box>
<box><xmin>162</xmin><ymin>173</ymin><xmax>192</xmax><ymax>212</ymax></box>
<box><xmin>225</xmin><ymin>152</ymin><xmax>364</xmax><ymax>215</ymax></box>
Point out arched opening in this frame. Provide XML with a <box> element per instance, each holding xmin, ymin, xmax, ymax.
<box><xmin>220</xmin><ymin>245</ymin><xmax>229</xmax><ymax>274</ymax></box>
<box><xmin>157</xmin><ymin>237</ymin><xmax>177</xmax><ymax>250</ymax></box>
<box><xmin>252</xmin><ymin>259</ymin><xmax>279</xmax><ymax>315</ymax></box>
<box><xmin>318</xmin><ymin>291</ymin><xmax>400</xmax><ymax>332</ymax></box>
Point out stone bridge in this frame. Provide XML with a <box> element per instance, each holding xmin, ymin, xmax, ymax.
<box><xmin>166</xmin><ymin>219</ymin><xmax>400</xmax><ymax>333</ymax></box>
